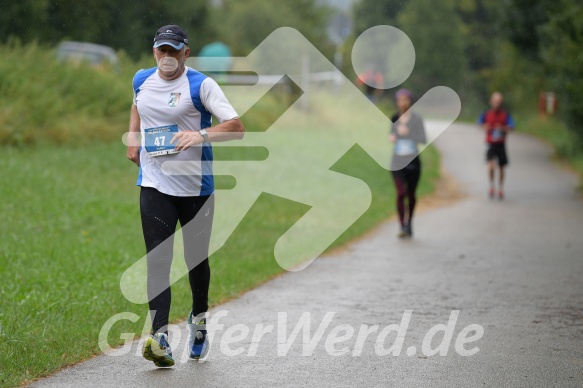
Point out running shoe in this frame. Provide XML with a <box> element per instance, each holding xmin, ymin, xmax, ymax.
<box><xmin>404</xmin><ymin>222</ymin><xmax>413</xmax><ymax>237</ymax></box>
<box><xmin>142</xmin><ymin>333</ymin><xmax>175</xmax><ymax>367</ymax></box>
<box><xmin>489</xmin><ymin>187</ymin><xmax>495</xmax><ymax>199</ymax></box>
<box><xmin>498</xmin><ymin>190</ymin><xmax>504</xmax><ymax>200</ymax></box>
<box><xmin>398</xmin><ymin>223</ymin><xmax>412</xmax><ymax>238</ymax></box>
<box><xmin>188</xmin><ymin>312</ymin><xmax>209</xmax><ymax>360</ymax></box>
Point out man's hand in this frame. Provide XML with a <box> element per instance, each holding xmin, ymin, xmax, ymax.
<box><xmin>127</xmin><ymin>146</ymin><xmax>140</xmax><ymax>166</ymax></box>
<box><xmin>389</xmin><ymin>133</ymin><xmax>397</xmax><ymax>143</ymax></box>
<box><xmin>171</xmin><ymin>131</ymin><xmax>204</xmax><ymax>151</ymax></box>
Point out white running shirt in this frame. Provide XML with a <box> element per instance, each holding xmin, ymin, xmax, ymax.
<box><xmin>133</xmin><ymin>66</ymin><xmax>238</xmax><ymax>196</ymax></box>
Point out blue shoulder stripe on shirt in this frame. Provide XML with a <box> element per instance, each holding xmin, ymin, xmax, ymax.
<box><xmin>186</xmin><ymin>68</ymin><xmax>214</xmax><ymax>195</ymax></box>
<box><xmin>133</xmin><ymin>67</ymin><xmax>157</xmax><ymax>96</ymax></box>
<box><xmin>186</xmin><ymin>68</ymin><xmax>212</xmax><ymax>128</ymax></box>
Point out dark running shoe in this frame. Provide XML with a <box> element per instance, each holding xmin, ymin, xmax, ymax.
<box><xmin>404</xmin><ymin>222</ymin><xmax>413</xmax><ymax>237</ymax></box>
<box><xmin>399</xmin><ymin>223</ymin><xmax>412</xmax><ymax>238</ymax></box>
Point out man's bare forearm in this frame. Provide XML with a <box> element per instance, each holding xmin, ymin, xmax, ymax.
<box><xmin>127</xmin><ymin>104</ymin><xmax>141</xmax><ymax>165</ymax></box>
<box><xmin>128</xmin><ymin>105</ymin><xmax>141</xmax><ymax>145</ymax></box>
<box><xmin>207</xmin><ymin>118</ymin><xmax>245</xmax><ymax>142</ymax></box>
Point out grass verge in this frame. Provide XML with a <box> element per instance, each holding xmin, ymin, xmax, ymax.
<box><xmin>514</xmin><ymin>114</ymin><xmax>583</xmax><ymax>188</ymax></box>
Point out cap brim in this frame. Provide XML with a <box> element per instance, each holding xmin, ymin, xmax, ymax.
<box><xmin>153</xmin><ymin>41</ymin><xmax>185</xmax><ymax>50</ymax></box>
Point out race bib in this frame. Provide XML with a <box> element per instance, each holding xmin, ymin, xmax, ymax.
<box><xmin>394</xmin><ymin>138</ymin><xmax>417</xmax><ymax>156</ymax></box>
<box><xmin>491</xmin><ymin>128</ymin><xmax>504</xmax><ymax>141</ymax></box>
<box><xmin>144</xmin><ymin>124</ymin><xmax>179</xmax><ymax>156</ymax></box>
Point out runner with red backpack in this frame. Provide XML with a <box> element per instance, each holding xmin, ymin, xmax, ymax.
<box><xmin>478</xmin><ymin>92</ymin><xmax>515</xmax><ymax>200</ymax></box>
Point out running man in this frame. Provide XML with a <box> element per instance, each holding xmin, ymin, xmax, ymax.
<box><xmin>126</xmin><ymin>24</ymin><xmax>244</xmax><ymax>367</ymax></box>
<box><xmin>389</xmin><ymin>89</ymin><xmax>426</xmax><ymax>238</ymax></box>
<box><xmin>478</xmin><ymin>92</ymin><xmax>514</xmax><ymax>200</ymax></box>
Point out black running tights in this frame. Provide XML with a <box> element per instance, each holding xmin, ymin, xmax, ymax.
<box><xmin>140</xmin><ymin>187</ymin><xmax>214</xmax><ymax>334</ymax></box>
<box><xmin>391</xmin><ymin>167</ymin><xmax>421</xmax><ymax>227</ymax></box>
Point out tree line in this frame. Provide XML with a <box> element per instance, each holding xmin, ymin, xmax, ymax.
<box><xmin>1</xmin><ymin>0</ymin><xmax>581</xmax><ymax>139</ymax></box>
<box><xmin>0</xmin><ymin>0</ymin><xmax>329</xmax><ymax>60</ymax></box>
<box><xmin>0</xmin><ymin>0</ymin><xmax>213</xmax><ymax>59</ymax></box>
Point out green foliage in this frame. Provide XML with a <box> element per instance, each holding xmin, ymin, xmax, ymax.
<box><xmin>351</xmin><ymin>0</ymin><xmax>583</xmax><ymax>142</ymax></box>
<box><xmin>497</xmin><ymin>0</ymin><xmax>583</xmax><ymax>141</ymax></box>
<box><xmin>484</xmin><ymin>41</ymin><xmax>546</xmax><ymax>112</ymax></box>
<box><xmin>0</xmin><ymin>42</ymin><xmax>136</xmax><ymax>146</ymax></box>
<box><xmin>352</xmin><ymin>0</ymin><xmax>406</xmax><ymax>34</ymax></box>
<box><xmin>515</xmin><ymin>114</ymin><xmax>583</xmax><ymax>186</ymax></box>
<box><xmin>504</xmin><ymin>0</ymin><xmax>558</xmax><ymax>60</ymax></box>
<box><xmin>0</xmin><ymin>1</ymin><xmax>335</xmax><ymax>62</ymax></box>
<box><xmin>350</xmin><ymin>0</ymin><xmax>468</xmax><ymax>94</ymax></box>
<box><xmin>539</xmin><ymin>1</ymin><xmax>583</xmax><ymax>133</ymax></box>
<box><xmin>453</xmin><ymin>0</ymin><xmax>504</xmax><ymax>109</ymax></box>
<box><xmin>397</xmin><ymin>0</ymin><xmax>467</xmax><ymax>93</ymax></box>
<box><xmin>209</xmin><ymin>0</ymin><xmax>332</xmax><ymax>56</ymax></box>
<box><xmin>0</xmin><ymin>0</ymin><xmax>213</xmax><ymax>59</ymax></box>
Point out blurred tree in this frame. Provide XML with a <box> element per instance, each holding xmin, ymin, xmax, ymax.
<box><xmin>451</xmin><ymin>0</ymin><xmax>504</xmax><ymax>106</ymax></box>
<box><xmin>212</xmin><ymin>0</ymin><xmax>331</xmax><ymax>57</ymax></box>
<box><xmin>539</xmin><ymin>0</ymin><xmax>583</xmax><ymax>136</ymax></box>
<box><xmin>0</xmin><ymin>0</ymin><xmax>214</xmax><ymax>59</ymax></box>
<box><xmin>118</xmin><ymin>0</ymin><xmax>214</xmax><ymax>58</ymax></box>
<box><xmin>500</xmin><ymin>0</ymin><xmax>582</xmax><ymax>138</ymax></box>
<box><xmin>0</xmin><ymin>0</ymin><xmax>50</xmax><ymax>42</ymax></box>
<box><xmin>397</xmin><ymin>0</ymin><xmax>467</xmax><ymax>93</ymax></box>
<box><xmin>453</xmin><ymin>0</ymin><xmax>501</xmax><ymax>74</ymax></box>
<box><xmin>504</xmin><ymin>0</ymin><xmax>557</xmax><ymax>60</ymax></box>
<box><xmin>352</xmin><ymin>0</ymin><xmax>406</xmax><ymax>34</ymax></box>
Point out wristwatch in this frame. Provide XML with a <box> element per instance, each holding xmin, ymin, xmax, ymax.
<box><xmin>199</xmin><ymin>129</ymin><xmax>209</xmax><ymax>143</ymax></box>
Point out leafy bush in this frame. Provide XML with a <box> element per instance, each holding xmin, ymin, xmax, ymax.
<box><xmin>0</xmin><ymin>41</ymin><xmax>136</xmax><ymax>146</ymax></box>
<box><xmin>517</xmin><ymin>114</ymin><xmax>583</xmax><ymax>187</ymax></box>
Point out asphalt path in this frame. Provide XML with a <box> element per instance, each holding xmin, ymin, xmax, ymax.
<box><xmin>30</xmin><ymin>122</ymin><xmax>583</xmax><ymax>387</ymax></box>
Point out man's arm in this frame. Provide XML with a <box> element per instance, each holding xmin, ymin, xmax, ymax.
<box><xmin>126</xmin><ymin>104</ymin><xmax>141</xmax><ymax>166</ymax></box>
<box><xmin>478</xmin><ymin>112</ymin><xmax>489</xmax><ymax>131</ymax></box>
<box><xmin>207</xmin><ymin>118</ymin><xmax>244</xmax><ymax>141</ymax></box>
<box><xmin>501</xmin><ymin>114</ymin><xmax>515</xmax><ymax>133</ymax></box>
<box><xmin>171</xmin><ymin>118</ymin><xmax>244</xmax><ymax>151</ymax></box>
<box><xmin>171</xmin><ymin>78</ymin><xmax>245</xmax><ymax>151</ymax></box>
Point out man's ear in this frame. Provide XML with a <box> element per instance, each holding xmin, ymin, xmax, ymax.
<box><xmin>184</xmin><ymin>47</ymin><xmax>191</xmax><ymax>59</ymax></box>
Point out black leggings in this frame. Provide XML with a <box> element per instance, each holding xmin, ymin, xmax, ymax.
<box><xmin>140</xmin><ymin>187</ymin><xmax>214</xmax><ymax>334</ymax></box>
<box><xmin>391</xmin><ymin>166</ymin><xmax>421</xmax><ymax>227</ymax></box>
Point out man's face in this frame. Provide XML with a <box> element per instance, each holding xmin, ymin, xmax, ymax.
<box><xmin>153</xmin><ymin>45</ymin><xmax>190</xmax><ymax>77</ymax></box>
<box><xmin>490</xmin><ymin>93</ymin><xmax>503</xmax><ymax>110</ymax></box>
